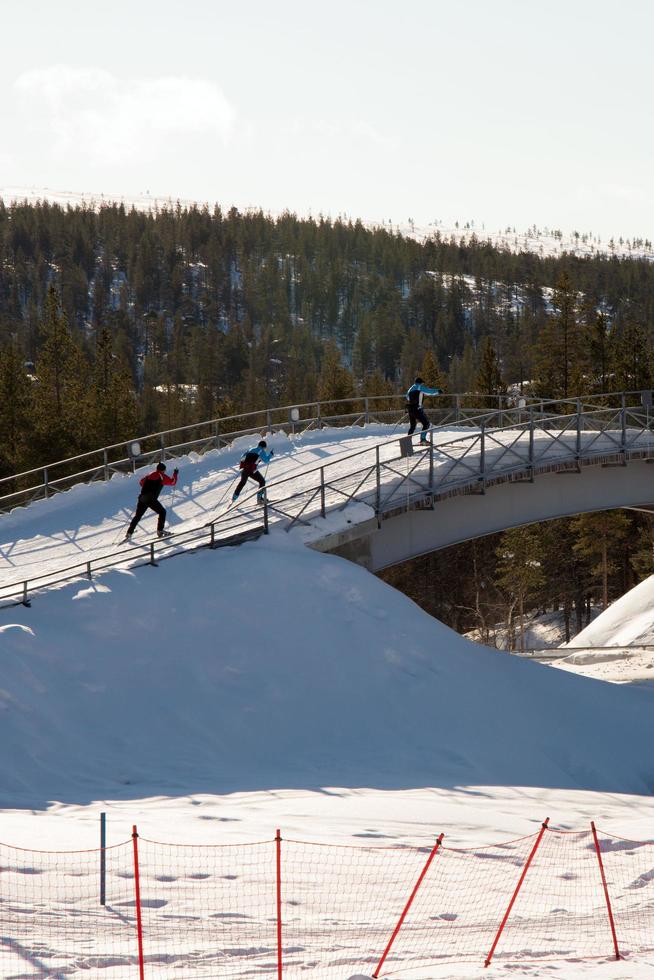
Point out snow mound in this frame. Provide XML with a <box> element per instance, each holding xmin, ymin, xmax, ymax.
<box><xmin>1</xmin><ymin>531</ymin><xmax>654</xmax><ymax>807</ymax></box>
<box><xmin>565</xmin><ymin>575</ymin><xmax>654</xmax><ymax>649</ymax></box>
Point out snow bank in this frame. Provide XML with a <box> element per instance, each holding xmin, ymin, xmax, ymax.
<box><xmin>1</xmin><ymin>530</ymin><xmax>654</xmax><ymax>808</ymax></box>
<box><xmin>565</xmin><ymin>574</ymin><xmax>654</xmax><ymax>648</ymax></box>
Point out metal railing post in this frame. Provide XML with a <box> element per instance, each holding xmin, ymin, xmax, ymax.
<box><xmin>263</xmin><ymin>495</ymin><xmax>269</xmax><ymax>534</ymax></box>
<box><xmin>43</xmin><ymin>467</ymin><xmax>49</xmax><ymax>499</ymax></box>
<box><xmin>210</xmin><ymin>524</ymin><xmax>216</xmax><ymax>549</ymax></box>
<box><xmin>375</xmin><ymin>446</ymin><xmax>381</xmax><ymax>523</ymax></box>
<box><xmin>576</xmin><ymin>398</ymin><xmax>582</xmax><ymax>461</ymax></box>
<box><xmin>317</xmin><ymin>402</ymin><xmax>322</xmax><ymax>429</ymax></box>
<box><xmin>22</xmin><ymin>581</ymin><xmax>30</xmax><ymax>607</ymax></box>
<box><xmin>429</xmin><ymin>429</ymin><xmax>434</xmax><ymax>494</ymax></box>
<box><xmin>479</xmin><ymin>421</ymin><xmax>485</xmax><ymax>492</ymax></box>
<box><xmin>364</xmin><ymin>397</ymin><xmax>369</xmax><ymax>424</ymax></box>
<box><xmin>103</xmin><ymin>448</ymin><xmax>109</xmax><ymax>480</ymax></box>
<box><xmin>621</xmin><ymin>392</ymin><xmax>627</xmax><ymax>455</ymax></box>
<box><xmin>160</xmin><ymin>433</ymin><xmax>166</xmax><ymax>460</ymax></box>
<box><xmin>86</xmin><ymin>561</ymin><xmax>92</xmax><ymax>581</ymax></box>
<box><xmin>267</xmin><ymin>408</ymin><xmax>272</xmax><ymax>432</ymax></box>
<box><xmin>455</xmin><ymin>394</ymin><xmax>461</xmax><ymax>423</ymax></box>
<box><xmin>320</xmin><ymin>467</ymin><xmax>326</xmax><ymax>518</ymax></box>
<box><xmin>100</xmin><ymin>812</ymin><xmax>106</xmax><ymax>906</ymax></box>
<box><xmin>528</xmin><ymin>409</ymin><xmax>535</xmax><ymax>481</ymax></box>
<box><xmin>149</xmin><ymin>542</ymin><xmax>157</xmax><ymax>566</ymax></box>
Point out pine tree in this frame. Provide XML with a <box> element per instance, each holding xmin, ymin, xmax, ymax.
<box><xmin>0</xmin><ymin>343</ymin><xmax>32</xmax><ymax>475</ymax></box>
<box><xmin>571</xmin><ymin>510</ymin><xmax>630</xmax><ymax>609</ymax></box>
<box><xmin>90</xmin><ymin>327</ymin><xmax>139</xmax><ymax>445</ymax></box>
<box><xmin>318</xmin><ymin>340</ymin><xmax>355</xmax><ymax>411</ymax></box>
<box><xmin>32</xmin><ymin>286</ymin><xmax>90</xmax><ymax>460</ymax></box>
<box><xmin>613</xmin><ymin>319</ymin><xmax>651</xmax><ymax>391</ymax></box>
<box><xmin>475</xmin><ymin>336</ymin><xmax>504</xmax><ymax>397</ymax></box>
<box><xmin>533</xmin><ymin>271</ymin><xmax>585</xmax><ymax>398</ymax></box>
<box><xmin>495</xmin><ymin>526</ymin><xmax>545</xmax><ymax>651</ymax></box>
<box><xmin>419</xmin><ymin>350</ymin><xmax>447</xmax><ymax>391</ymax></box>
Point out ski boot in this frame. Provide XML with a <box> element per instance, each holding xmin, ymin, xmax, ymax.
<box><xmin>257</xmin><ymin>490</ymin><xmax>266</xmax><ymax>506</ymax></box>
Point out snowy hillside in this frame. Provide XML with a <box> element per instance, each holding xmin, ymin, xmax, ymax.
<box><xmin>1</xmin><ymin>424</ymin><xmax>654</xmax><ymax>807</ymax></box>
<box><xmin>2</xmin><ymin>426</ymin><xmax>654</xmax><ymax>979</ymax></box>
<box><xmin>566</xmin><ymin>575</ymin><xmax>654</xmax><ymax>649</ymax></box>
<box><xmin>3</xmin><ymin>529</ymin><xmax>654</xmax><ymax>806</ymax></box>
<box><xmin>548</xmin><ymin>575</ymin><xmax>654</xmax><ymax>684</ymax></box>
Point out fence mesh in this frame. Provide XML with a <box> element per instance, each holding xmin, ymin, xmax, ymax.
<box><xmin>136</xmin><ymin>838</ymin><xmax>276</xmax><ymax>979</ymax></box>
<box><xmin>0</xmin><ymin>839</ymin><xmax>136</xmax><ymax>978</ymax></box>
<box><xmin>2</xmin><ymin>825</ymin><xmax>654</xmax><ymax>978</ymax></box>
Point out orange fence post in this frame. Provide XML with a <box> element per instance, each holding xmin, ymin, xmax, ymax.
<box><xmin>591</xmin><ymin>821</ymin><xmax>620</xmax><ymax>960</ymax></box>
<box><xmin>132</xmin><ymin>825</ymin><xmax>146</xmax><ymax>980</ymax></box>
<box><xmin>372</xmin><ymin>833</ymin><xmax>444</xmax><ymax>978</ymax></box>
<box><xmin>484</xmin><ymin>818</ymin><xmax>549</xmax><ymax>968</ymax></box>
<box><xmin>276</xmin><ymin>829</ymin><xmax>283</xmax><ymax>980</ymax></box>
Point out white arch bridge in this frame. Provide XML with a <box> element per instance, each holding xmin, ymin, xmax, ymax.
<box><xmin>1</xmin><ymin>392</ymin><xmax>654</xmax><ymax>605</ymax></box>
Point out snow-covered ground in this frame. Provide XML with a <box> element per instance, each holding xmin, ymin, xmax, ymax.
<box><xmin>2</xmin><ymin>423</ymin><xmax>654</xmax><ymax>977</ymax></box>
<box><xmin>1</xmin><ymin>422</ymin><xmax>472</xmax><ymax>599</ymax></box>
<box><xmin>548</xmin><ymin>575</ymin><xmax>654</xmax><ymax>685</ymax></box>
<box><xmin>465</xmin><ymin>609</ymin><xmax>601</xmax><ymax>651</ymax></box>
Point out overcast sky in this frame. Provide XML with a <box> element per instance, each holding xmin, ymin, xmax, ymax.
<box><xmin>1</xmin><ymin>0</ymin><xmax>652</xmax><ymax>239</ymax></box>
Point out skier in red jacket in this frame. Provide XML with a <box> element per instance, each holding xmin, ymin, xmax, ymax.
<box><xmin>125</xmin><ymin>462</ymin><xmax>178</xmax><ymax>540</ymax></box>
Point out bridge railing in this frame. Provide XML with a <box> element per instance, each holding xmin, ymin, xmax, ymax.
<box><xmin>2</xmin><ymin>400</ymin><xmax>654</xmax><ymax>608</ymax></box>
<box><xmin>256</xmin><ymin>402</ymin><xmax>654</xmax><ymax>533</ymax></box>
<box><xmin>1</xmin><ymin>390</ymin><xmax>651</xmax><ymax>514</ymax></box>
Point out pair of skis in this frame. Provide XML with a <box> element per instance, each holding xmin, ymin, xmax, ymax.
<box><xmin>122</xmin><ymin>528</ymin><xmax>173</xmax><ymax>545</ymax></box>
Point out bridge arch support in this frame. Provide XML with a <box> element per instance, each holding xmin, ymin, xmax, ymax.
<box><xmin>315</xmin><ymin>459</ymin><xmax>654</xmax><ymax>572</ymax></box>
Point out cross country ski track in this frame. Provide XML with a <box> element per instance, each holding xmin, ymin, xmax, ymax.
<box><xmin>0</xmin><ymin>420</ymin><xmax>650</xmax><ymax>602</ymax></box>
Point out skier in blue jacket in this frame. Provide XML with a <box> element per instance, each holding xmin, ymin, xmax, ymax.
<box><xmin>232</xmin><ymin>440</ymin><xmax>274</xmax><ymax>503</ymax></box>
<box><xmin>406</xmin><ymin>377</ymin><xmax>442</xmax><ymax>441</ymax></box>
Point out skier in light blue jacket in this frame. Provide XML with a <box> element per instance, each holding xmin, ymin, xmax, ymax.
<box><xmin>232</xmin><ymin>440</ymin><xmax>274</xmax><ymax>503</ymax></box>
<box><xmin>406</xmin><ymin>377</ymin><xmax>442</xmax><ymax>441</ymax></box>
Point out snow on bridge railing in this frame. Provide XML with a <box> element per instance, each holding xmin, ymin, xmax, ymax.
<box><xmin>1</xmin><ymin>820</ymin><xmax>649</xmax><ymax>976</ymax></box>
<box><xmin>3</xmin><ymin>401</ymin><xmax>654</xmax><ymax>609</ymax></box>
<box><xmin>0</xmin><ymin>390</ymin><xmax>650</xmax><ymax>514</ymax></box>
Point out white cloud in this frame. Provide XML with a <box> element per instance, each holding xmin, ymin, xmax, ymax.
<box><xmin>13</xmin><ymin>66</ymin><xmax>236</xmax><ymax>165</ymax></box>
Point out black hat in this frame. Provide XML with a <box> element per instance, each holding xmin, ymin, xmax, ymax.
<box><xmin>415</xmin><ymin>376</ymin><xmax>423</xmax><ymax>384</ymax></box>
<box><xmin>156</xmin><ymin>462</ymin><xmax>167</xmax><ymax>471</ymax></box>
<box><xmin>258</xmin><ymin>440</ymin><xmax>267</xmax><ymax>448</ymax></box>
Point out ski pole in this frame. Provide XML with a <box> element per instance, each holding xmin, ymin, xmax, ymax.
<box><xmin>390</xmin><ymin>411</ymin><xmax>408</xmax><ymax>435</ymax></box>
<box><xmin>215</xmin><ymin>472</ymin><xmax>242</xmax><ymax>511</ymax></box>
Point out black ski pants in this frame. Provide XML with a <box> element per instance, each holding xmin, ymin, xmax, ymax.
<box><xmin>128</xmin><ymin>496</ymin><xmax>166</xmax><ymax>536</ymax></box>
<box><xmin>407</xmin><ymin>405</ymin><xmax>429</xmax><ymax>435</ymax></box>
<box><xmin>234</xmin><ymin>468</ymin><xmax>265</xmax><ymax>497</ymax></box>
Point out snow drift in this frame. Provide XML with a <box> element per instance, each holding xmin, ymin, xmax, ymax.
<box><xmin>565</xmin><ymin>574</ymin><xmax>654</xmax><ymax>649</ymax></box>
<box><xmin>1</xmin><ymin>531</ymin><xmax>654</xmax><ymax>808</ymax></box>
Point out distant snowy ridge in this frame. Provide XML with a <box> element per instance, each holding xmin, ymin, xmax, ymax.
<box><xmin>2</xmin><ymin>185</ymin><xmax>653</xmax><ymax>263</ymax></box>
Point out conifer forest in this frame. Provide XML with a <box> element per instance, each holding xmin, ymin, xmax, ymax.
<box><xmin>1</xmin><ymin>197</ymin><xmax>653</xmax><ymax>643</ymax></box>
